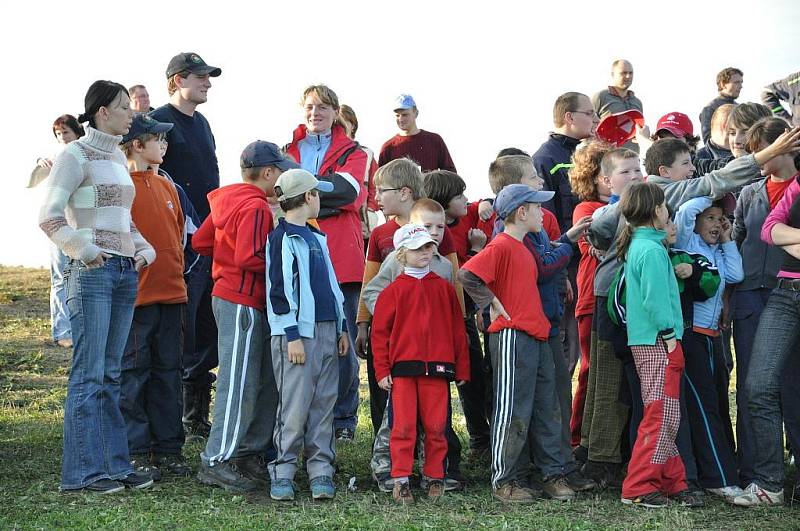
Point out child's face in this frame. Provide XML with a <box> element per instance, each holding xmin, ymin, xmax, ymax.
<box><xmin>694</xmin><ymin>206</ymin><xmax>724</xmax><ymax>245</ymax></box>
<box><xmin>522</xmin><ymin>203</ymin><xmax>544</xmax><ymax>233</ymax></box>
<box><xmin>307</xmin><ymin>190</ymin><xmax>321</xmax><ymax>218</ymax></box>
<box><xmin>519</xmin><ymin>166</ymin><xmax>545</xmax><ymax>191</ymax></box>
<box><xmin>375</xmin><ymin>185</ymin><xmax>407</xmax><ymax>216</ymax></box>
<box><xmin>728</xmin><ymin>126</ymin><xmax>748</xmax><ymax>158</ymax></box>
<box><xmin>446</xmin><ymin>193</ymin><xmax>468</xmax><ymax>220</ymax></box>
<box><xmin>661</xmin><ymin>151</ymin><xmax>695</xmax><ymax>181</ymax></box>
<box><xmin>608</xmin><ymin>157</ymin><xmax>643</xmax><ymax>194</ymax></box>
<box><xmin>411</xmin><ymin>210</ymin><xmax>446</xmax><ymax>244</ymax></box>
<box><xmin>404</xmin><ymin>242</ymin><xmax>435</xmax><ymax>268</ymax></box>
<box><xmin>139</xmin><ymin>137</ymin><xmax>164</xmax><ymax>165</ymax></box>
<box><xmin>664</xmin><ymin>218</ymin><xmax>678</xmax><ymax>245</ymax></box>
<box><xmin>54</xmin><ymin>126</ymin><xmax>78</xmax><ymax>145</ymax></box>
<box><xmin>654</xmin><ymin>201</ymin><xmax>669</xmax><ymax>230</ymax></box>
<box><xmin>757</xmin><ymin>139</ymin><xmax>794</xmax><ymax>177</ymax></box>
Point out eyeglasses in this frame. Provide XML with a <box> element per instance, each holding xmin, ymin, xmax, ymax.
<box><xmin>570</xmin><ymin>110</ymin><xmax>599</xmax><ymax>119</ymax></box>
<box><xmin>377</xmin><ymin>187</ymin><xmax>401</xmax><ymax>194</ymax></box>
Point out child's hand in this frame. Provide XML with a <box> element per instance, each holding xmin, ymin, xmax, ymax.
<box><xmin>378</xmin><ymin>375</ymin><xmax>393</xmax><ymax>391</ymax></box>
<box><xmin>720</xmin><ymin>217</ymin><xmax>732</xmax><ymax>243</ymax></box>
<box><xmin>288</xmin><ymin>339</ymin><xmax>306</xmax><ymax>364</ymax></box>
<box><xmin>478</xmin><ymin>200</ymin><xmax>493</xmax><ymax>221</ymax></box>
<box><xmin>490</xmin><ymin>297</ymin><xmax>510</xmax><ymax>322</ymax></box>
<box><xmin>355</xmin><ymin>323</ymin><xmax>370</xmax><ymax>359</ymax></box>
<box><xmin>338</xmin><ymin>333</ymin><xmax>349</xmax><ymax>357</ymax></box>
<box><xmin>588</xmin><ymin>245</ymin><xmax>605</xmax><ymax>261</ymax></box>
<box><xmin>468</xmin><ymin>228</ymin><xmax>487</xmax><ymax>252</ymax></box>
<box><xmin>456</xmin><ymin>380</ymin><xmax>467</xmax><ymax>387</ymax></box>
<box><xmin>674</xmin><ymin>263</ymin><xmax>693</xmax><ymax>279</ymax></box>
<box><xmin>566</xmin><ymin>216</ymin><xmax>592</xmax><ymax>243</ymax></box>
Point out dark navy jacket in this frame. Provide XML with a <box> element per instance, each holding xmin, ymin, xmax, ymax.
<box><xmin>532</xmin><ymin>133</ymin><xmax>581</xmax><ymax>233</ymax></box>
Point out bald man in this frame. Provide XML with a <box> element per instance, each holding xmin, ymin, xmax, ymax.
<box><xmin>592</xmin><ymin>59</ymin><xmax>643</xmax><ymax>152</ymax></box>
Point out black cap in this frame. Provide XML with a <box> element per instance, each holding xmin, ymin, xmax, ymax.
<box><xmin>121</xmin><ymin>114</ymin><xmax>173</xmax><ymax>144</ymax></box>
<box><xmin>240</xmin><ymin>141</ymin><xmax>300</xmax><ymax>171</ymax></box>
<box><xmin>165</xmin><ymin>52</ymin><xmax>222</xmax><ymax>79</ymax></box>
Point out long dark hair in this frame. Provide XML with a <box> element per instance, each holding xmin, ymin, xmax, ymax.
<box><xmin>77</xmin><ymin>80</ymin><xmax>128</xmax><ymax>129</ymax></box>
<box><xmin>615</xmin><ymin>181</ymin><xmax>666</xmax><ymax>261</ymax></box>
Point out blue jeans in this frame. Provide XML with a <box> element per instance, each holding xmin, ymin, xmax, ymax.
<box><xmin>333</xmin><ymin>282</ymin><xmax>360</xmax><ymax>431</ymax></box>
<box><xmin>61</xmin><ymin>256</ymin><xmax>138</xmax><ymax>490</ymax></box>
<box><xmin>49</xmin><ymin>244</ymin><xmax>71</xmax><ymax>341</ymax></box>
<box><xmin>745</xmin><ymin>286</ymin><xmax>800</xmax><ymax>491</ymax></box>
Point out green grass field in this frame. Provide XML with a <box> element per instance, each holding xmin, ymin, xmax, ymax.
<box><xmin>1</xmin><ymin>265</ymin><xmax>797</xmax><ymax>529</ymax></box>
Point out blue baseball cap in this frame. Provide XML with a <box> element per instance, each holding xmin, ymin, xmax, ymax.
<box><xmin>494</xmin><ymin>184</ymin><xmax>555</xmax><ymax>220</ymax></box>
<box><xmin>240</xmin><ymin>141</ymin><xmax>300</xmax><ymax>171</ymax></box>
<box><xmin>393</xmin><ymin>94</ymin><xmax>417</xmax><ymax>111</ymax></box>
<box><xmin>121</xmin><ymin>114</ymin><xmax>173</xmax><ymax>144</ymax></box>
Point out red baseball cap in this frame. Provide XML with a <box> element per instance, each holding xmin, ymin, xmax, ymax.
<box><xmin>655</xmin><ymin>112</ymin><xmax>694</xmax><ymax>138</ymax></box>
<box><xmin>595</xmin><ymin>110</ymin><xmax>645</xmax><ymax>147</ymax></box>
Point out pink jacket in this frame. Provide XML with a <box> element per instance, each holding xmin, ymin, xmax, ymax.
<box><xmin>761</xmin><ymin>176</ymin><xmax>800</xmax><ymax>245</ymax></box>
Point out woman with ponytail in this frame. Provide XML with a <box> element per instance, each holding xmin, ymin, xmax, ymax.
<box><xmin>39</xmin><ymin>80</ymin><xmax>155</xmax><ymax>494</ymax></box>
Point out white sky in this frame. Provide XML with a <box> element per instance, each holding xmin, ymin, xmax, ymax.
<box><xmin>2</xmin><ymin>0</ymin><xmax>798</xmax><ymax>267</ymax></box>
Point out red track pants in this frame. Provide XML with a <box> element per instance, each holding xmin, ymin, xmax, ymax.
<box><xmin>570</xmin><ymin>314</ymin><xmax>592</xmax><ymax>447</ymax></box>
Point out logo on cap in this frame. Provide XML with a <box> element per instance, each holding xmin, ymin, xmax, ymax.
<box><xmin>190</xmin><ymin>54</ymin><xmax>202</xmax><ymax>64</ymax></box>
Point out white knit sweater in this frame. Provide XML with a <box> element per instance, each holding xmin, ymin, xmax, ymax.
<box><xmin>38</xmin><ymin>127</ymin><xmax>155</xmax><ymax>264</ymax></box>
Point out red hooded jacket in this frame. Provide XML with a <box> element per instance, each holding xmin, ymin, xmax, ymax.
<box><xmin>371</xmin><ymin>272</ymin><xmax>470</xmax><ymax>383</ymax></box>
<box><xmin>286</xmin><ymin>124</ymin><xmax>367</xmax><ymax>283</ymax></box>
<box><xmin>192</xmin><ymin>183</ymin><xmax>273</xmax><ymax>309</ymax></box>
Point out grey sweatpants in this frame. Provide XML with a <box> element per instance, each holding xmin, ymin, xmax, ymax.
<box><xmin>269</xmin><ymin>321</ymin><xmax>339</xmax><ymax>481</ymax></box>
<box><xmin>201</xmin><ymin>297</ymin><xmax>277</xmax><ymax>466</ymax></box>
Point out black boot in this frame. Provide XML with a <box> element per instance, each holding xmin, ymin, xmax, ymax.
<box><xmin>197</xmin><ymin>383</ymin><xmax>212</xmax><ymax>432</ymax></box>
<box><xmin>183</xmin><ymin>382</ymin><xmax>211</xmax><ymax>441</ymax></box>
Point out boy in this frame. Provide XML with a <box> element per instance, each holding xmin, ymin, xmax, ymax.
<box><xmin>120</xmin><ymin>115</ymin><xmax>190</xmax><ymax>481</ymax></box>
<box><xmin>194</xmin><ymin>141</ymin><xmax>296</xmax><ymax>492</ymax></box>
<box><xmin>459</xmin><ymin>184</ymin><xmax>576</xmax><ymax>503</ymax></box>
<box><xmin>266</xmin><ymin>169</ymin><xmax>349</xmax><ymax>501</ymax></box>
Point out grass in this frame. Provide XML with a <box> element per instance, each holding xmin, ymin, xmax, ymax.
<box><xmin>0</xmin><ymin>265</ymin><xmax>797</xmax><ymax>530</ymax></box>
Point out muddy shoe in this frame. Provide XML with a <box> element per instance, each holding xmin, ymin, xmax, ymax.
<box><xmin>565</xmin><ymin>469</ymin><xmax>596</xmax><ymax>492</ymax></box>
<box><xmin>492</xmin><ymin>482</ymin><xmax>536</xmax><ymax>504</ymax></box>
<box><xmin>427</xmin><ymin>479</ymin><xmax>445</xmax><ymax>499</ymax></box>
<box><xmin>197</xmin><ymin>460</ymin><xmax>258</xmax><ymax>492</ymax></box>
<box><xmin>120</xmin><ymin>472</ymin><xmax>154</xmax><ymax>490</ymax></box>
<box><xmin>543</xmin><ymin>476</ymin><xmax>576</xmax><ymax>501</ymax></box>
<box><xmin>392</xmin><ymin>481</ymin><xmax>414</xmax><ymax>505</ymax></box>
<box><xmin>231</xmin><ymin>455</ymin><xmax>268</xmax><ymax>488</ymax></box>
<box><xmin>131</xmin><ymin>453</ymin><xmax>161</xmax><ymax>482</ymax></box>
<box><xmin>622</xmin><ymin>491</ymin><xmax>670</xmax><ymax>508</ymax></box>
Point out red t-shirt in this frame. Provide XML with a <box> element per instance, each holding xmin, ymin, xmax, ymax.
<box><xmin>767</xmin><ymin>176</ymin><xmax>796</xmax><ymax>210</ymax></box>
<box><xmin>367</xmin><ymin>218</ymin><xmax>455</xmax><ymax>262</ymax></box>
<box><xmin>448</xmin><ymin>202</ymin><xmax>496</xmax><ymax>265</ymax></box>
<box><xmin>462</xmin><ymin>232</ymin><xmax>550</xmax><ymax>340</ymax></box>
<box><xmin>573</xmin><ymin>201</ymin><xmax>606</xmax><ymax>317</ymax></box>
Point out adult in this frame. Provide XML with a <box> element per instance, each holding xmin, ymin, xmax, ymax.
<box><xmin>378</xmin><ymin>94</ymin><xmax>457</xmax><ymax>172</ymax></box>
<box><xmin>699</xmin><ymin>67</ymin><xmax>743</xmax><ymax>144</ymax></box>
<box><xmin>761</xmin><ymin>70</ymin><xmax>800</xmax><ymax>127</ymax></box>
<box><xmin>38</xmin><ymin>80</ymin><xmax>155</xmax><ymax>494</ymax></box>
<box><xmin>285</xmin><ymin>84</ymin><xmax>368</xmax><ymax>441</ymax></box>
<box><xmin>338</xmin><ymin>104</ymin><xmax>379</xmax><ymax>245</ymax></box>
<box><xmin>150</xmin><ymin>52</ymin><xmax>222</xmax><ymax>439</ymax></box>
<box><xmin>591</xmin><ymin>60</ymin><xmax>644</xmax><ymax>151</ymax></box>
<box><xmin>128</xmin><ymin>84</ymin><xmax>154</xmax><ymax>114</ymax></box>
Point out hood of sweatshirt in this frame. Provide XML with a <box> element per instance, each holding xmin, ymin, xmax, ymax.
<box><xmin>207</xmin><ymin>183</ymin><xmax>267</xmax><ymax>228</ymax></box>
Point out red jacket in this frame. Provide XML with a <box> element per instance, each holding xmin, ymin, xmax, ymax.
<box><xmin>286</xmin><ymin>124</ymin><xmax>367</xmax><ymax>283</ymax></box>
<box><xmin>371</xmin><ymin>272</ymin><xmax>469</xmax><ymax>383</ymax></box>
<box><xmin>192</xmin><ymin>183</ymin><xmax>273</xmax><ymax>309</ymax></box>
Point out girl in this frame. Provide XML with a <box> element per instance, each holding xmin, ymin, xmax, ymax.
<box><xmin>39</xmin><ymin>80</ymin><xmax>155</xmax><ymax>494</ymax></box>
<box><xmin>371</xmin><ymin>224</ymin><xmax>469</xmax><ymax>504</ymax></box>
<box><xmin>616</xmin><ymin>182</ymin><xmax>685</xmax><ymax>508</ymax></box>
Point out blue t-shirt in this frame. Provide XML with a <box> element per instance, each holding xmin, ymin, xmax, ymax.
<box><xmin>295</xmin><ymin>224</ymin><xmax>338</xmax><ymax>322</ymax></box>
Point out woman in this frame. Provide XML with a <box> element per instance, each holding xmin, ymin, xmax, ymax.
<box><xmin>39</xmin><ymin>80</ymin><xmax>156</xmax><ymax>494</ymax></box>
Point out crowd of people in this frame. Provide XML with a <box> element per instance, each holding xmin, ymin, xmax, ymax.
<box><xmin>33</xmin><ymin>52</ymin><xmax>800</xmax><ymax>509</ymax></box>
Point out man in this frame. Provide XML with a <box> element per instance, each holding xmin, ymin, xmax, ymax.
<box><xmin>150</xmin><ymin>52</ymin><xmax>222</xmax><ymax>440</ymax></box>
<box><xmin>761</xmin><ymin>70</ymin><xmax>800</xmax><ymax>127</ymax></box>
<box><xmin>129</xmin><ymin>85</ymin><xmax>154</xmax><ymax>114</ymax></box>
<box><xmin>378</xmin><ymin>94</ymin><xmax>457</xmax><ymax>172</ymax></box>
<box><xmin>699</xmin><ymin>67</ymin><xmax>743</xmax><ymax>143</ymax></box>
<box><xmin>532</xmin><ymin>92</ymin><xmax>599</xmax><ymax>387</ymax></box>
<box><xmin>592</xmin><ymin>60</ymin><xmax>643</xmax><ymax>152</ymax></box>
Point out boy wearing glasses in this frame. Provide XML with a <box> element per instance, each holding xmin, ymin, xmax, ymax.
<box><xmin>120</xmin><ymin>114</ymin><xmax>192</xmax><ymax>480</ymax></box>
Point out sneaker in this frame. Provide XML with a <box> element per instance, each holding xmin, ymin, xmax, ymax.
<box><xmin>152</xmin><ymin>453</ymin><xmax>192</xmax><ymax>477</ymax></box>
<box><xmin>197</xmin><ymin>460</ymin><xmax>258</xmax><ymax>492</ymax></box>
<box><xmin>335</xmin><ymin>428</ymin><xmax>355</xmax><ymax>442</ymax></box>
<box><xmin>731</xmin><ymin>482</ymin><xmax>784</xmax><ymax>507</ymax></box>
<box><xmin>231</xmin><ymin>455</ymin><xmax>268</xmax><ymax>488</ymax></box>
<box><xmin>270</xmin><ymin>478</ymin><xmax>296</xmax><ymax>501</ymax></box>
<box><xmin>543</xmin><ymin>476</ymin><xmax>575</xmax><ymax>501</ymax></box>
<box><xmin>427</xmin><ymin>479</ymin><xmax>445</xmax><ymax>499</ymax></box>
<box><xmin>81</xmin><ymin>479</ymin><xmax>124</xmax><ymax>495</ymax></box>
<box><xmin>421</xmin><ymin>475</ymin><xmax>464</xmax><ymax>492</ymax></box>
<box><xmin>119</xmin><ymin>472</ymin><xmax>154</xmax><ymax>490</ymax></box>
<box><xmin>565</xmin><ymin>469</ymin><xmax>596</xmax><ymax>492</ymax></box>
<box><xmin>492</xmin><ymin>482</ymin><xmax>537</xmax><ymax>503</ymax></box>
<box><xmin>130</xmin><ymin>453</ymin><xmax>161</xmax><ymax>482</ymax></box>
<box><xmin>621</xmin><ymin>491</ymin><xmax>670</xmax><ymax>508</ymax></box>
<box><xmin>672</xmin><ymin>489</ymin><xmax>705</xmax><ymax>507</ymax></box>
<box><xmin>706</xmin><ymin>485</ymin><xmax>745</xmax><ymax>501</ymax></box>
<box><xmin>310</xmin><ymin>476</ymin><xmax>335</xmax><ymax>500</ymax></box>
<box><xmin>392</xmin><ymin>481</ymin><xmax>414</xmax><ymax>505</ymax></box>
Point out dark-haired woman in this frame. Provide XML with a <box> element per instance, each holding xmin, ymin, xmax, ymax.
<box><xmin>39</xmin><ymin>80</ymin><xmax>155</xmax><ymax>494</ymax></box>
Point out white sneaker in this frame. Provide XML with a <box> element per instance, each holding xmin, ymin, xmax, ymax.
<box><xmin>730</xmin><ymin>482</ymin><xmax>784</xmax><ymax>507</ymax></box>
<box><xmin>706</xmin><ymin>485</ymin><xmax>745</xmax><ymax>500</ymax></box>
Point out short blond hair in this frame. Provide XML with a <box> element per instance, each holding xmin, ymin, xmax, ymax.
<box><xmin>410</xmin><ymin>198</ymin><xmax>445</xmax><ymax>220</ymax></box>
<box><xmin>488</xmin><ymin>155</ymin><xmax>534</xmax><ymax>194</ymax></box>
<box><xmin>374</xmin><ymin>158</ymin><xmax>424</xmax><ymax>200</ymax></box>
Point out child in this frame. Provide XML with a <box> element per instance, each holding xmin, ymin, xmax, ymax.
<box><xmin>371</xmin><ymin>224</ymin><xmax>469</xmax><ymax>504</ymax></box>
<box><xmin>194</xmin><ymin>141</ymin><xmax>295</xmax><ymax>492</ymax></box>
<box><xmin>119</xmin><ymin>115</ymin><xmax>191</xmax><ymax>481</ymax></box>
<box><xmin>616</xmin><ymin>182</ymin><xmax>685</xmax><ymax>508</ymax></box>
<box><xmin>675</xmin><ymin>197</ymin><xmax>744</xmax><ymax>500</ymax></box>
<box><xmin>459</xmin><ymin>184</ymin><xmax>575</xmax><ymax>503</ymax></box>
<box><xmin>266</xmin><ymin>169</ymin><xmax>349</xmax><ymax>501</ymax></box>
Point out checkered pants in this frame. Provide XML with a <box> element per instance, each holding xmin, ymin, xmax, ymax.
<box><xmin>622</xmin><ymin>338</ymin><xmax>687</xmax><ymax>498</ymax></box>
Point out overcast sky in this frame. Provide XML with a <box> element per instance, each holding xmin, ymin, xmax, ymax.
<box><xmin>3</xmin><ymin>0</ymin><xmax>798</xmax><ymax>266</ymax></box>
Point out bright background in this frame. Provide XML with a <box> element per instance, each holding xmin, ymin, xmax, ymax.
<box><xmin>2</xmin><ymin>0</ymin><xmax>798</xmax><ymax>267</ymax></box>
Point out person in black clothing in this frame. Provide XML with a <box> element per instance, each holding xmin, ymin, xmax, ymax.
<box><xmin>150</xmin><ymin>52</ymin><xmax>222</xmax><ymax>440</ymax></box>
<box><xmin>699</xmin><ymin>67</ymin><xmax>743</xmax><ymax>144</ymax></box>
